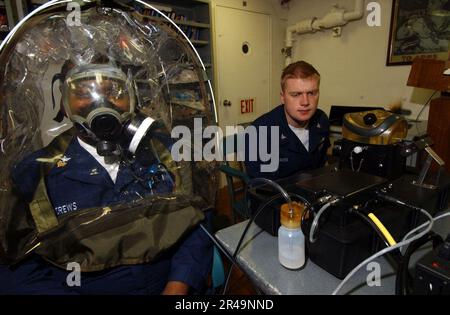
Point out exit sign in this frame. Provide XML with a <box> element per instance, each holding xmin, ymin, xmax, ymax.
<box><xmin>240</xmin><ymin>98</ymin><xmax>255</xmax><ymax>114</ymax></box>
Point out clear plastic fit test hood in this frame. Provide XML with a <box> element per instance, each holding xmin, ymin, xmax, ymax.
<box><xmin>0</xmin><ymin>0</ymin><xmax>218</xmax><ymax>266</ymax></box>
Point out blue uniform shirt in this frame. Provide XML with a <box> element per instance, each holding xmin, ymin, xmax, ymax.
<box><xmin>12</xmin><ymin>137</ymin><xmax>174</xmax><ymax>214</ymax></box>
<box><xmin>46</xmin><ymin>138</ymin><xmax>173</xmax><ymax>215</ymax></box>
<box><xmin>245</xmin><ymin>105</ymin><xmax>330</xmax><ymax>180</ymax></box>
<box><xmin>8</xmin><ymin>137</ymin><xmax>213</xmax><ymax>294</ymax></box>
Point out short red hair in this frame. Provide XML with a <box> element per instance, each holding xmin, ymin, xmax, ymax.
<box><xmin>281</xmin><ymin>61</ymin><xmax>320</xmax><ymax>91</ymax></box>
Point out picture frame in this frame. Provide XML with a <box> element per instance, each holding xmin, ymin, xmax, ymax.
<box><xmin>386</xmin><ymin>0</ymin><xmax>450</xmax><ymax>66</ymax></box>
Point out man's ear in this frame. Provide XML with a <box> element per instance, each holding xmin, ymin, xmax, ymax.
<box><xmin>280</xmin><ymin>91</ymin><xmax>285</xmax><ymax>105</ymax></box>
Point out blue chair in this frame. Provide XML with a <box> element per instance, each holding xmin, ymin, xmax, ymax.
<box><xmin>211</xmin><ymin>246</ymin><xmax>225</xmax><ymax>290</ymax></box>
<box><xmin>200</xmin><ymin>213</ymin><xmax>225</xmax><ymax>294</ymax></box>
<box><xmin>219</xmin><ymin>134</ymin><xmax>250</xmax><ymax>223</ymax></box>
<box><xmin>207</xmin><ymin>133</ymin><xmax>250</xmax><ymax>294</ymax></box>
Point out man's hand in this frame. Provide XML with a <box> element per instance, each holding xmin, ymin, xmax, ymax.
<box><xmin>162</xmin><ymin>281</ymin><xmax>190</xmax><ymax>295</ymax></box>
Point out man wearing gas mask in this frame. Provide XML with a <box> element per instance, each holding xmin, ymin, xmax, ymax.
<box><xmin>5</xmin><ymin>59</ymin><xmax>213</xmax><ymax>295</ymax></box>
<box><xmin>50</xmin><ymin>61</ymin><xmax>175</xmax><ymax>211</ymax></box>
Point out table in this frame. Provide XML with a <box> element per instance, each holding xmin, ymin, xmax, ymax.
<box><xmin>215</xmin><ymin>214</ymin><xmax>449</xmax><ymax>295</ymax></box>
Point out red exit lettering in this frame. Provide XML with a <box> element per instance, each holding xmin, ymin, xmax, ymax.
<box><xmin>240</xmin><ymin>98</ymin><xmax>254</xmax><ymax>114</ymax></box>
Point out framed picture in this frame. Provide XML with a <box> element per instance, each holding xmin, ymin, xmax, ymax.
<box><xmin>387</xmin><ymin>0</ymin><xmax>450</xmax><ymax>66</ymax></box>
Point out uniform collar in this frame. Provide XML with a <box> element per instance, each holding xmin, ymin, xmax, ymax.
<box><xmin>279</xmin><ymin>105</ymin><xmax>307</xmax><ymax>153</ymax></box>
<box><xmin>47</xmin><ymin>138</ymin><xmax>115</xmax><ymax>187</ymax></box>
<box><xmin>47</xmin><ymin>138</ymin><xmax>160</xmax><ymax>193</ymax></box>
<box><xmin>308</xmin><ymin>112</ymin><xmax>328</xmax><ymax>154</ymax></box>
<box><xmin>74</xmin><ymin>138</ymin><xmax>141</xmax><ymax>191</ymax></box>
<box><xmin>279</xmin><ymin>105</ymin><xmax>327</xmax><ymax>153</ymax></box>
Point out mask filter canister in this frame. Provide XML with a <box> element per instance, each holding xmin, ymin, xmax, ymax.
<box><xmin>124</xmin><ymin>112</ymin><xmax>157</xmax><ymax>155</ymax></box>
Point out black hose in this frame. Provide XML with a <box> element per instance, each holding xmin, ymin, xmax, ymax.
<box><xmin>222</xmin><ymin>193</ymin><xmax>282</xmax><ymax>295</ymax></box>
<box><xmin>395</xmin><ymin>232</ymin><xmax>443</xmax><ymax>295</ymax></box>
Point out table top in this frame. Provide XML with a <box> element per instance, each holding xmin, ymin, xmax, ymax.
<box><xmin>215</xmin><ymin>214</ymin><xmax>449</xmax><ymax>295</ymax></box>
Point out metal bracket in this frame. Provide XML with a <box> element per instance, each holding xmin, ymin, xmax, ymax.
<box><xmin>412</xmin><ymin>146</ymin><xmax>445</xmax><ymax>190</ymax></box>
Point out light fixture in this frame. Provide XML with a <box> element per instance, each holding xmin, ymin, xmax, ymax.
<box><xmin>407</xmin><ymin>57</ymin><xmax>450</xmax><ymax>173</ymax></box>
<box><xmin>407</xmin><ymin>58</ymin><xmax>450</xmax><ymax>91</ymax></box>
<box><xmin>431</xmin><ymin>10</ymin><xmax>450</xmax><ymax>16</ymax></box>
<box><xmin>431</xmin><ymin>0</ymin><xmax>450</xmax><ymax>16</ymax></box>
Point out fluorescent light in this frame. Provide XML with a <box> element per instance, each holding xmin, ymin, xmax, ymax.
<box><xmin>431</xmin><ymin>9</ymin><xmax>450</xmax><ymax>16</ymax></box>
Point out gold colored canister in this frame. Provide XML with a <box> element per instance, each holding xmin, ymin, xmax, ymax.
<box><xmin>342</xmin><ymin>110</ymin><xmax>408</xmax><ymax>145</ymax></box>
<box><xmin>280</xmin><ymin>202</ymin><xmax>307</xmax><ymax>229</ymax></box>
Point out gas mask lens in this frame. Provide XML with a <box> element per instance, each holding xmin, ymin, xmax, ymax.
<box><xmin>63</xmin><ymin>64</ymin><xmax>134</xmax><ymax>121</ymax></box>
<box><xmin>67</xmin><ymin>77</ymin><xmax>131</xmax><ymax>118</ymax></box>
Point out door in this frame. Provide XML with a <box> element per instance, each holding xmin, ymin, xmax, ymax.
<box><xmin>215</xmin><ymin>6</ymin><xmax>271</xmax><ymax>130</ymax></box>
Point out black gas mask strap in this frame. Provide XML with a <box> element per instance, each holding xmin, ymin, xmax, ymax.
<box><xmin>51</xmin><ymin>72</ymin><xmax>65</xmax><ymax>123</ymax></box>
<box><xmin>75</xmin><ymin>121</ymin><xmax>101</xmax><ymax>144</ymax></box>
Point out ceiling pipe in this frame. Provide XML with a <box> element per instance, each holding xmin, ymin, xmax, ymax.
<box><xmin>284</xmin><ymin>0</ymin><xmax>364</xmax><ymax>66</ymax></box>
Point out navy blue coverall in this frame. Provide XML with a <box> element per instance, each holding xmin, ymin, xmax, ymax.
<box><xmin>1</xmin><ymin>137</ymin><xmax>213</xmax><ymax>294</ymax></box>
<box><xmin>245</xmin><ymin>104</ymin><xmax>330</xmax><ymax>180</ymax></box>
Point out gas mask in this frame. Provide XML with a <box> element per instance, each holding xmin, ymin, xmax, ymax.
<box><xmin>62</xmin><ymin>64</ymin><xmax>158</xmax><ymax>157</ymax></box>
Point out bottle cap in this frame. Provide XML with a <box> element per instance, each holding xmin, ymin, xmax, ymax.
<box><xmin>280</xmin><ymin>201</ymin><xmax>306</xmax><ymax>229</ymax></box>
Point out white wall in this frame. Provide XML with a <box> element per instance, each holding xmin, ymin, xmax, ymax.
<box><xmin>286</xmin><ymin>0</ymin><xmax>438</xmax><ymax>121</ymax></box>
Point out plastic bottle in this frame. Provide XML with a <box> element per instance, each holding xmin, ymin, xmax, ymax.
<box><xmin>278</xmin><ymin>202</ymin><xmax>305</xmax><ymax>269</ymax></box>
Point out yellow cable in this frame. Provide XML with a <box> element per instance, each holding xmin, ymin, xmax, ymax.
<box><xmin>368</xmin><ymin>213</ymin><xmax>397</xmax><ymax>246</ymax></box>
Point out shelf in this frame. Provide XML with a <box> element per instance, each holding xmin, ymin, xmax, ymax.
<box><xmin>135</xmin><ymin>0</ymin><xmax>214</xmax><ymax>91</ymax></box>
<box><xmin>172</xmin><ymin>101</ymin><xmax>205</xmax><ymax>111</ymax></box>
<box><xmin>169</xmin><ymin>80</ymin><xmax>201</xmax><ymax>85</ymax></box>
<box><xmin>174</xmin><ymin>19</ymin><xmax>210</xmax><ymax>29</ymax></box>
<box><xmin>191</xmin><ymin>40</ymin><xmax>209</xmax><ymax>46</ymax></box>
<box><xmin>139</xmin><ymin>14</ymin><xmax>210</xmax><ymax>29</ymax></box>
